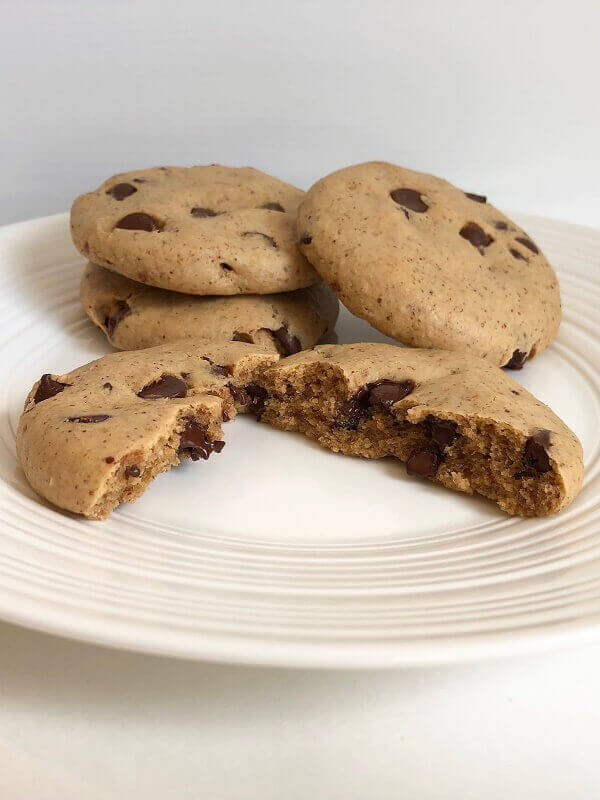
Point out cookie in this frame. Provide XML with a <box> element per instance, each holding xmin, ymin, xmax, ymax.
<box><xmin>80</xmin><ymin>262</ymin><xmax>339</xmax><ymax>354</ymax></box>
<box><xmin>71</xmin><ymin>165</ymin><xmax>319</xmax><ymax>295</ymax></box>
<box><xmin>258</xmin><ymin>343</ymin><xmax>583</xmax><ymax>516</ymax></box>
<box><xmin>297</xmin><ymin>162</ymin><xmax>561</xmax><ymax>368</ymax></box>
<box><xmin>17</xmin><ymin>341</ymin><xmax>279</xmax><ymax>519</ymax></box>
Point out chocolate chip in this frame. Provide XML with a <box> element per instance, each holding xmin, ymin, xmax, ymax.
<box><xmin>228</xmin><ymin>384</ymin><xmax>249</xmax><ymax>405</ymax></box>
<box><xmin>261</xmin><ymin>202</ymin><xmax>285</xmax><ymax>212</ymax></box>
<box><xmin>103</xmin><ymin>382</ymin><xmax>113</xmax><ymax>390</ymax></box>
<box><xmin>104</xmin><ymin>300</ymin><xmax>131</xmax><ymax>337</ymax></box>
<box><xmin>241</xmin><ymin>231</ymin><xmax>277</xmax><ymax>248</ymax></box>
<box><xmin>125</xmin><ymin>465</ymin><xmax>141</xmax><ymax>478</ymax></box>
<box><xmin>425</xmin><ymin>416</ymin><xmax>459</xmax><ymax>448</ymax></box>
<box><xmin>115</xmin><ymin>213</ymin><xmax>161</xmax><ymax>232</ymax></box>
<box><xmin>504</xmin><ymin>349</ymin><xmax>528</xmax><ymax>370</ymax></box>
<box><xmin>105</xmin><ymin>456</ymin><xmax>114</xmax><ymax>464</ymax></box>
<box><xmin>510</xmin><ymin>248</ymin><xmax>528</xmax><ymax>261</ymax></box>
<box><xmin>522</xmin><ymin>431</ymin><xmax>552</xmax><ymax>474</ymax></box>
<box><xmin>201</xmin><ymin>356</ymin><xmax>232</xmax><ymax>376</ymax></box>
<box><xmin>268</xmin><ymin>326</ymin><xmax>302</xmax><ymax>356</ymax></box>
<box><xmin>494</xmin><ymin>220</ymin><xmax>508</xmax><ymax>230</ymax></box>
<box><xmin>459</xmin><ymin>222</ymin><xmax>493</xmax><ymax>252</ymax></box>
<box><xmin>66</xmin><ymin>414</ymin><xmax>110</xmax><ymax>423</ymax></box>
<box><xmin>515</xmin><ymin>236</ymin><xmax>539</xmax><ymax>254</ymax></box>
<box><xmin>406</xmin><ymin>444</ymin><xmax>441</xmax><ymax>478</ymax></box>
<box><xmin>178</xmin><ymin>418</ymin><xmax>225</xmax><ymax>461</ymax></box>
<box><xmin>108</xmin><ymin>183</ymin><xmax>137</xmax><ymax>201</ymax></box>
<box><xmin>191</xmin><ymin>207</ymin><xmax>217</xmax><ymax>218</ymax></box>
<box><xmin>137</xmin><ymin>374</ymin><xmax>187</xmax><ymax>399</ymax></box>
<box><xmin>465</xmin><ymin>192</ymin><xmax>487</xmax><ymax>203</ymax></box>
<box><xmin>300</xmin><ymin>233</ymin><xmax>312</xmax><ymax>245</ymax></box>
<box><xmin>335</xmin><ymin>387</ymin><xmax>370</xmax><ymax>430</ymax></box>
<box><xmin>368</xmin><ymin>379</ymin><xmax>415</xmax><ymax>409</ymax></box>
<box><xmin>246</xmin><ymin>384</ymin><xmax>268</xmax><ymax>419</ymax></box>
<box><xmin>390</xmin><ymin>188</ymin><xmax>428</xmax><ymax>213</ymax></box>
<box><xmin>220</xmin><ymin>263</ymin><xmax>234</xmax><ymax>271</ymax></box>
<box><xmin>33</xmin><ymin>374</ymin><xmax>71</xmax><ymax>404</ymax></box>
<box><xmin>232</xmin><ymin>332</ymin><xmax>254</xmax><ymax>343</ymax></box>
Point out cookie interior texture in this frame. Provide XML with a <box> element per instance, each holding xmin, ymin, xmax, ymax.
<box><xmin>257</xmin><ymin>345</ymin><xmax>583</xmax><ymax>517</ymax></box>
<box><xmin>297</xmin><ymin>161</ymin><xmax>562</xmax><ymax>367</ymax></box>
<box><xmin>17</xmin><ymin>343</ymin><xmax>583</xmax><ymax>520</ymax></box>
<box><xmin>17</xmin><ymin>342</ymin><xmax>279</xmax><ymax>520</ymax></box>
<box><xmin>80</xmin><ymin>262</ymin><xmax>339</xmax><ymax>354</ymax></box>
<box><xmin>70</xmin><ymin>165</ymin><xmax>319</xmax><ymax>295</ymax></box>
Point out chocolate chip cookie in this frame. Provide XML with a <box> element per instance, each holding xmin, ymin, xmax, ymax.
<box><xmin>81</xmin><ymin>263</ymin><xmax>338</xmax><ymax>354</ymax></box>
<box><xmin>17</xmin><ymin>341</ymin><xmax>279</xmax><ymax>519</ymax></box>
<box><xmin>258</xmin><ymin>343</ymin><xmax>583</xmax><ymax>516</ymax></box>
<box><xmin>297</xmin><ymin>162</ymin><xmax>561</xmax><ymax>367</ymax></box>
<box><xmin>71</xmin><ymin>165</ymin><xmax>319</xmax><ymax>295</ymax></box>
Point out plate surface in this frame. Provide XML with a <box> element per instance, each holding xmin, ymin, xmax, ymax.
<box><xmin>0</xmin><ymin>212</ymin><xmax>599</xmax><ymax>668</ymax></box>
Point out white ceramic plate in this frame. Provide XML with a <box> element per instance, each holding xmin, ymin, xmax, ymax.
<box><xmin>1</xmin><ymin>212</ymin><xmax>599</xmax><ymax>668</ymax></box>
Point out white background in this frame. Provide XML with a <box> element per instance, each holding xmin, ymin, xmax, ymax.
<box><xmin>1</xmin><ymin>0</ymin><xmax>599</xmax><ymax>226</ymax></box>
<box><xmin>1</xmin><ymin>1</ymin><xmax>600</xmax><ymax>797</ymax></box>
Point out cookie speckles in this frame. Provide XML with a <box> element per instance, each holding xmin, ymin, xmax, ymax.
<box><xmin>115</xmin><ymin>213</ymin><xmax>162</xmax><ymax>232</ymax></box>
<box><xmin>459</xmin><ymin>222</ymin><xmax>494</xmax><ymax>253</ymax></box>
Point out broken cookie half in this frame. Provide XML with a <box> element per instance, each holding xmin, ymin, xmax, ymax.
<box><xmin>257</xmin><ymin>343</ymin><xmax>583</xmax><ymax>516</ymax></box>
<box><xmin>17</xmin><ymin>340</ymin><xmax>279</xmax><ymax>519</ymax></box>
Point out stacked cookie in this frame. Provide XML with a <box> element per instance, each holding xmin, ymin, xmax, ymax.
<box><xmin>16</xmin><ymin>161</ymin><xmax>583</xmax><ymax>520</ymax></box>
<box><xmin>71</xmin><ymin>166</ymin><xmax>339</xmax><ymax>355</ymax></box>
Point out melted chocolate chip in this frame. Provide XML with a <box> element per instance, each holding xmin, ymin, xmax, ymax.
<box><xmin>137</xmin><ymin>374</ymin><xmax>187</xmax><ymax>399</ymax></box>
<box><xmin>504</xmin><ymin>349</ymin><xmax>528</xmax><ymax>370</ymax></box>
<box><xmin>228</xmin><ymin>384</ymin><xmax>249</xmax><ymax>405</ymax></box>
<box><xmin>241</xmin><ymin>231</ymin><xmax>277</xmax><ymax>248</ymax></box>
<box><xmin>425</xmin><ymin>416</ymin><xmax>459</xmax><ymax>448</ymax></box>
<box><xmin>494</xmin><ymin>220</ymin><xmax>508</xmax><ymax>230</ymax></box>
<box><xmin>261</xmin><ymin>202</ymin><xmax>285</xmax><ymax>212</ymax></box>
<box><xmin>191</xmin><ymin>207</ymin><xmax>217</xmax><ymax>218</ymax></box>
<box><xmin>459</xmin><ymin>222</ymin><xmax>493</xmax><ymax>252</ymax></box>
<box><xmin>406</xmin><ymin>444</ymin><xmax>441</xmax><ymax>478</ymax></box>
<box><xmin>220</xmin><ymin>263</ymin><xmax>234</xmax><ymax>271</ymax></box>
<box><xmin>300</xmin><ymin>233</ymin><xmax>312</xmax><ymax>245</ymax></box>
<box><xmin>465</xmin><ymin>192</ymin><xmax>487</xmax><ymax>203</ymax></box>
<box><xmin>335</xmin><ymin>387</ymin><xmax>370</xmax><ymax>430</ymax></box>
<box><xmin>125</xmin><ymin>465</ymin><xmax>140</xmax><ymax>478</ymax></box>
<box><xmin>515</xmin><ymin>236</ymin><xmax>539</xmax><ymax>254</ymax></box>
<box><xmin>103</xmin><ymin>382</ymin><xmax>113</xmax><ymax>390</ymax></box>
<box><xmin>104</xmin><ymin>300</ymin><xmax>131</xmax><ymax>337</ymax></box>
<box><xmin>201</xmin><ymin>356</ymin><xmax>231</xmax><ymax>377</ymax></box>
<box><xmin>268</xmin><ymin>326</ymin><xmax>302</xmax><ymax>356</ymax></box>
<box><xmin>178</xmin><ymin>419</ymin><xmax>225</xmax><ymax>461</ymax></box>
<box><xmin>390</xmin><ymin>188</ymin><xmax>428</xmax><ymax>212</ymax></box>
<box><xmin>368</xmin><ymin>379</ymin><xmax>415</xmax><ymax>409</ymax></box>
<box><xmin>522</xmin><ymin>430</ymin><xmax>552</xmax><ymax>474</ymax></box>
<box><xmin>232</xmin><ymin>332</ymin><xmax>254</xmax><ymax>343</ymax></box>
<box><xmin>108</xmin><ymin>183</ymin><xmax>137</xmax><ymax>201</ymax></box>
<box><xmin>33</xmin><ymin>374</ymin><xmax>71</xmax><ymax>404</ymax></box>
<box><xmin>105</xmin><ymin>456</ymin><xmax>114</xmax><ymax>464</ymax></box>
<box><xmin>66</xmin><ymin>414</ymin><xmax>110</xmax><ymax>423</ymax></box>
<box><xmin>115</xmin><ymin>213</ymin><xmax>162</xmax><ymax>232</ymax></box>
<box><xmin>246</xmin><ymin>384</ymin><xmax>268</xmax><ymax>419</ymax></box>
<box><xmin>510</xmin><ymin>248</ymin><xmax>528</xmax><ymax>261</ymax></box>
